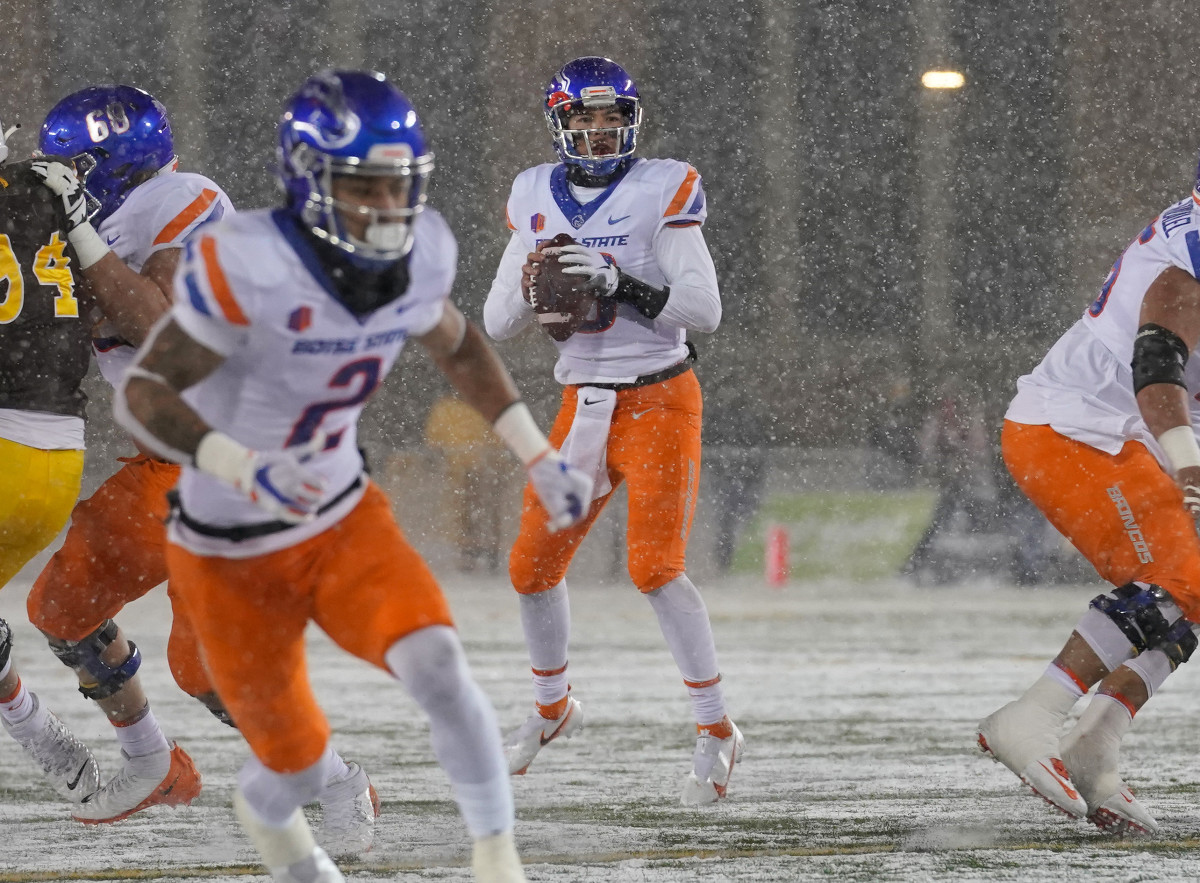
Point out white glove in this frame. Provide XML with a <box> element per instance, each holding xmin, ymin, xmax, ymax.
<box><xmin>527</xmin><ymin>450</ymin><xmax>594</xmax><ymax>532</ymax></box>
<box><xmin>196</xmin><ymin>431</ymin><xmax>329</xmax><ymax>524</ymax></box>
<box><xmin>555</xmin><ymin>243</ymin><xmax>619</xmax><ymax>296</ymax></box>
<box><xmin>29</xmin><ymin>159</ymin><xmax>110</xmax><ymax>268</ymax></box>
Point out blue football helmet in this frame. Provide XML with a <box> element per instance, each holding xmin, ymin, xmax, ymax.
<box><xmin>39</xmin><ymin>85</ymin><xmax>176</xmax><ymax>224</ymax></box>
<box><xmin>544</xmin><ymin>56</ymin><xmax>642</xmax><ymax>179</ymax></box>
<box><xmin>278</xmin><ymin>70</ymin><xmax>434</xmax><ymax>262</ymax></box>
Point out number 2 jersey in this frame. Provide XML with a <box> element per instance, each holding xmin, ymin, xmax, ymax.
<box><xmin>484</xmin><ymin>157</ymin><xmax>720</xmax><ymax>384</ymax></box>
<box><xmin>0</xmin><ymin>158</ymin><xmax>89</xmax><ymax>448</ymax></box>
<box><xmin>166</xmin><ymin>207</ymin><xmax>455</xmax><ymax>558</ymax></box>
<box><xmin>93</xmin><ymin>169</ymin><xmax>234</xmax><ymax>388</ymax></box>
<box><xmin>1007</xmin><ymin>189</ymin><xmax>1200</xmax><ymax>465</ymax></box>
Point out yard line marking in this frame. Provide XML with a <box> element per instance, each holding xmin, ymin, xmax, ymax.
<box><xmin>5</xmin><ymin>838</ymin><xmax>1200</xmax><ymax>882</ymax></box>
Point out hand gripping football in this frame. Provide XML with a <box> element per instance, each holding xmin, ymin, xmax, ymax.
<box><xmin>531</xmin><ymin>233</ymin><xmax>597</xmax><ymax>342</ymax></box>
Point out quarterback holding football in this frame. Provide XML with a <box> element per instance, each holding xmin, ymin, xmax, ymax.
<box><xmin>483</xmin><ymin>56</ymin><xmax>741</xmax><ymax>805</ymax></box>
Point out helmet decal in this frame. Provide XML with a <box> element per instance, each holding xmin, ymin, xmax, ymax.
<box><xmin>39</xmin><ymin>85</ymin><xmax>176</xmax><ymax>224</ymax></box>
<box><xmin>277</xmin><ymin>69</ymin><xmax>435</xmax><ymax>263</ymax></box>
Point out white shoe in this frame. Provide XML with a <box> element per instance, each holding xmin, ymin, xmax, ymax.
<box><xmin>680</xmin><ymin>717</ymin><xmax>744</xmax><ymax>805</ymax></box>
<box><xmin>1088</xmin><ymin>785</ymin><xmax>1159</xmax><ymax>836</ymax></box>
<box><xmin>72</xmin><ymin>742</ymin><xmax>201</xmax><ymax>823</ymax></box>
<box><xmin>271</xmin><ymin>846</ymin><xmax>344</xmax><ymax>883</ymax></box>
<box><xmin>2</xmin><ymin>692</ymin><xmax>99</xmax><ymax>803</ymax></box>
<box><xmin>1059</xmin><ymin>721</ymin><xmax>1158</xmax><ymax>836</ymax></box>
<box><xmin>472</xmin><ymin>830</ymin><xmax>527</xmax><ymax>883</ymax></box>
<box><xmin>977</xmin><ymin>701</ymin><xmax>1088</xmax><ymax>818</ymax></box>
<box><xmin>504</xmin><ymin>695</ymin><xmax>583</xmax><ymax>775</ymax></box>
<box><xmin>317</xmin><ymin>762</ymin><xmax>380</xmax><ymax>858</ymax></box>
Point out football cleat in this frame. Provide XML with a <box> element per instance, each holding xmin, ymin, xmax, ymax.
<box><xmin>977</xmin><ymin>701</ymin><xmax>1088</xmax><ymax>818</ymax></box>
<box><xmin>271</xmin><ymin>846</ymin><xmax>344</xmax><ymax>883</ymax></box>
<box><xmin>72</xmin><ymin>742</ymin><xmax>201</xmax><ymax>824</ymax></box>
<box><xmin>471</xmin><ymin>830</ymin><xmax>528</xmax><ymax>883</ymax></box>
<box><xmin>1059</xmin><ymin>724</ymin><xmax>1158</xmax><ymax>836</ymax></box>
<box><xmin>681</xmin><ymin>716</ymin><xmax>744</xmax><ymax>805</ymax></box>
<box><xmin>317</xmin><ymin>762</ymin><xmax>380</xmax><ymax>858</ymax></box>
<box><xmin>1</xmin><ymin>692</ymin><xmax>99</xmax><ymax>803</ymax></box>
<box><xmin>504</xmin><ymin>694</ymin><xmax>583</xmax><ymax>775</ymax></box>
<box><xmin>1088</xmin><ymin>785</ymin><xmax>1160</xmax><ymax>837</ymax></box>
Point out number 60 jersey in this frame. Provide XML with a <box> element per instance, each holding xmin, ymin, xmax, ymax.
<box><xmin>166</xmin><ymin>206</ymin><xmax>455</xmax><ymax>557</ymax></box>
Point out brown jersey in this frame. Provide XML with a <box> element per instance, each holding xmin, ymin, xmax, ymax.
<box><xmin>0</xmin><ymin>157</ymin><xmax>90</xmax><ymax>419</ymax></box>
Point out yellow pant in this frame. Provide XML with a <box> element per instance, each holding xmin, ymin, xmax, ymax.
<box><xmin>0</xmin><ymin>437</ymin><xmax>83</xmax><ymax>589</ymax></box>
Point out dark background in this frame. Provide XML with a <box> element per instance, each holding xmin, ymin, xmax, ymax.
<box><xmin>3</xmin><ymin>0</ymin><xmax>1196</xmax><ymax>457</ymax></box>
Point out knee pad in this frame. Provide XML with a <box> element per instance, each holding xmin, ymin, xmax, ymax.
<box><xmin>1089</xmin><ymin>583</ymin><xmax>1198</xmax><ymax>670</ymax></box>
<box><xmin>48</xmin><ymin>620</ymin><xmax>142</xmax><ymax>700</ymax></box>
<box><xmin>0</xmin><ymin>617</ymin><xmax>11</xmax><ymax>674</ymax></box>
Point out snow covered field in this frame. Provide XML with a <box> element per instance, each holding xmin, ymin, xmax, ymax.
<box><xmin>4</xmin><ymin>566</ymin><xmax>1200</xmax><ymax>882</ymax></box>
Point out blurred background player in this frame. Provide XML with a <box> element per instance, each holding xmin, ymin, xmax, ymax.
<box><xmin>483</xmin><ymin>56</ymin><xmax>741</xmax><ymax>805</ymax></box>
<box><xmin>424</xmin><ymin>392</ymin><xmax>510</xmax><ymax>572</ymax></box>
<box><xmin>115</xmin><ymin>69</ymin><xmax>589</xmax><ymax>883</ymax></box>
<box><xmin>26</xmin><ymin>86</ymin><xmax>377</xmax><ymax>851</ymax></box>
<box><xmin>977</xmin><ymin>153</ymin><xmax>1200</xmax><ymax>836</ymax></box>
<box><xmin>0</xmin><ymin>122</ymin><xmax>101</xmax><ymax>804</ymax></box>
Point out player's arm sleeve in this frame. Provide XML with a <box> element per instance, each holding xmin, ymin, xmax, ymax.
<box><xmin>483</xmin><ymin>231</ymin><xmax>537</xmax><ymax>341</ymax></box>
<box><xmin>651</xmin><ymin>223</ymin><xmax>722</xmax><ymax>333</ymax></box>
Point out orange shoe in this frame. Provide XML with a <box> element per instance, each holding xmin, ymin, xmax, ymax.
<box><xmin>73</xmin><ymin>742</ymin><xmax>202</xmax><ymax>824</ymax></box>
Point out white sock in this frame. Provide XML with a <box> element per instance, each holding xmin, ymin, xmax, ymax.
<box><xmin>518</xmin><ymin>582</ymin><xmax>570</xmax><ymax>706</ymax></box>
<box><xmin>1043</xmin><ymin>663</ymin><xmax>1087</xmax><ymax>700</ymax></box>
<box><xmin>646</xmin><ymin>575</ymin><xmax>726</xmax><ymax>725</ymax></box>
<box><xmin>1061</xmin><ymin>693</ymin><xmax>1133</xmax><ymax>806</ymax></box>
<box><xmin>0</xmin><ymin>678</ymin><xmax>35</xmax><ymax>726</ymax></box>
<box><xmin>386</xmin><ymin>627</ymin><xmax>510</xmax><ymax>778</ymax></box>
<box><xmin>322</xmin><ymin>745</ymin><xmax>351</xmax><ymax>783</ymax></box>
<box><xmin>1122</xmin><ymin>651</ymin><xmax>1174</xmax><ymax>699</ymax></box>
<box><xmin>239</xmin><ymin>752</ymin><xmax>335</xmax><ymax>826</ymax></box>
<box><xmin>1021</xmin><ymin>672</ymin><xmax>1082</xmax><ymax>720</ymax></box>
<box><xmin>454</xmin><ymin>773</ymin><xmax>517</xmax><ymax>838</ymax></box>
<box><xmin>114</xmin><ymin>705</ymin><xmax>170</xmax><ymax>759</ymax></box>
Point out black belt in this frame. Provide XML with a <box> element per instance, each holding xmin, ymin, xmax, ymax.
<box><xmin>168</xmin><ymin>475</ymin><xmax>364</xmax><ymax>542</ymax></box>
<box><xmin>574</xmin><ymin>345</ymin><xmax>696</xmax><ymax>392</ymax></box>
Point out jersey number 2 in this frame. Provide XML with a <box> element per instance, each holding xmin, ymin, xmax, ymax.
<box><xmin>286</xmin><ymin>358</ymin><xmax>382</xmax><ymax>447</ymax></box>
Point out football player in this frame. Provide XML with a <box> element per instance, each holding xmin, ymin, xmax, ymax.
<box><xmin>27</xmin><ymin>86</ymin><xmax>378</xmax><ymax>850</ymax></box>
<box><xmin>482</xmin><ymin>56</ymin><xmax>742</xmax><ymax>804</ymax></box>
<box><xmin>115</xmin><ymin>70</ymin><xmax>589</xmax><ymax>883</ymax></box>
<box><xmin>977</xmin><ymin>153</ymin><xmax>1200</xmax><ymax>836</ymax></box>
<box><xmin>0</xmin><ymin>122</ymin><xmax>101</xmax><ymax>806</ymax></box>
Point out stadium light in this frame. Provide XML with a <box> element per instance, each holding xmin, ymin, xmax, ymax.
<box><xmin>922</xmin><ymin>70</ymin><xmax>965</xmax><ymax>90</ymax></box>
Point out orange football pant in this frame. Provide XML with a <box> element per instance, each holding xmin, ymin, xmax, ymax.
<box><xmin>1003</xmin><ymin>420</ymin><xmax>1200</xmax><ymax>619</ymax></box>
<box><xmin>26</xmin><ymin>454</ymin><xmax>212</xmax><ymax>697</ymax></box>
<box><xmin>510</xmin><ymin>368</ymin><xmax>702</xmax><ymax>595</ymax></box>
<box><xmin>165</xmin><ymin>482</ymin><xmax>455</xmax><ymax>773</ymax></box>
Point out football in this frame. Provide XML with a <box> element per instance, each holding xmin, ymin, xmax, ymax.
<box><xmin>531</xmin><ymin>233</ymin><xmax>597</xmax><ymax>342</ymax></box>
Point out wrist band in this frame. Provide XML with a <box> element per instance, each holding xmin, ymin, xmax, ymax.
<box><xmin>69</xmin><ymin>223</ymin><xmax>111</xmax><ymax>270</ymax></box>
<box><xmin>492</xmin><ymin>402</ymin><xmax>550</xmax><ymax>465</ymax></box>
<box><xmin>1158</xmin><ymin>425</ymin><xmax>1200</xmax><ymax>471</ymax></box>
<box><xmin>195</xmin><ymin>430</ymin><xmax>253</xmax><ymax>486</ymax></box>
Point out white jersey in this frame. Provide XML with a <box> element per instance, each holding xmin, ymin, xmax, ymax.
<box><xmin>1007</xmin><ymin>190</ymin><xmax>1200</xmax><ymax>465</ymax></box>
<box><xmin>167</xmin><ymin>207</ymin><xmax>454</xmax><ymax>558</ymax></box>
<box><xmin>484</xmin><ymin>158</ymin><xmax>720</xmax><ymax>384</ymax></box>
<box><xmin>93</xmin><ymin>171</ymin><xmax>234</xmax><ymax>387</ymax></box>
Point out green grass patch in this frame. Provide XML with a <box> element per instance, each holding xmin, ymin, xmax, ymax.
<box><xmin>732</xmin><ymin>490</ymin><xmax>937</xmax><ymax>580</ymax></box>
